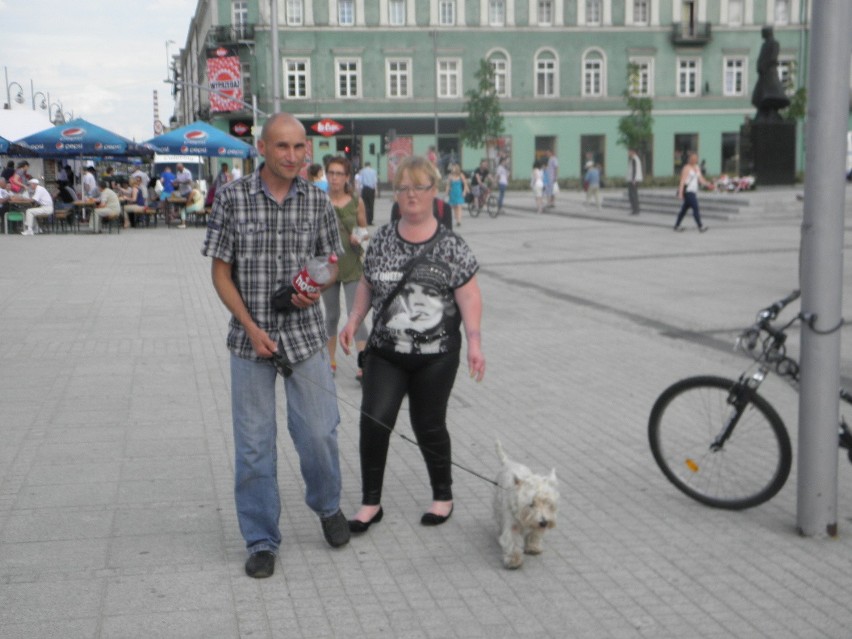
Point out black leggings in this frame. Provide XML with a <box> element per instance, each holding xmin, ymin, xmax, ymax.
<box><xmin>358</xmin><ymin>349</ymin><xmax>460</xmax><ymax>505</ymax></box>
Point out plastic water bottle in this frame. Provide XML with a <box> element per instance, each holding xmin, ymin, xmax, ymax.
<box><xmin>272</xmin><ymin>254</ymin><xmax>338</xmax><ymax>310</ymax></box>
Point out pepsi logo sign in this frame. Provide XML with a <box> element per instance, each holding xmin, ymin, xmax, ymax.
<box><xmin>184</xmin><ymin>130</ymin><xmax>208</xmax><ymax>143</ymax></box>
<box><xmin>94</xmin><ymin>143</ymin><xmax>103</xmax><ymax>150</ymax></box>
<box><xmin>218</xmin><ymin>147</ymin><xmax>226</xmax><ymax>154</ymax></box>
<box><xmin>61</xmin><ymin>127</ymin><xmax>85</xmax><ymax>138</ymax></box>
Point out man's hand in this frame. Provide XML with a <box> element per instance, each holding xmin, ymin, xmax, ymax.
<box><xmin>290</xmin><ymin>290</ymin><xmax>321</xmax><ymax>309</ymax></box>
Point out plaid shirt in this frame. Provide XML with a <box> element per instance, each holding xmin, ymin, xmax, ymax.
<box><xmin>201</xmin><ymin>167</ymin><xmax>343</xmax><ymax>363</ymax></box>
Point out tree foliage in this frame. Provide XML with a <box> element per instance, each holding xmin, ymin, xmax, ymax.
<box><xmin>617</xmin><ymin>63</ymin><xmax>654</xmax><ymax>163</ymax></box>
<box><xmin>459</xmin><ymin>59</ymin><xmax>505</xmax><ymax>150</ymax></box>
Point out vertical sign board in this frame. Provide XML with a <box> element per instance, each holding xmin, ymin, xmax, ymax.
<box><xmin>207</xmin><ymin>47</ymin><xmax>244</xmax><ymax>112</ymax></box>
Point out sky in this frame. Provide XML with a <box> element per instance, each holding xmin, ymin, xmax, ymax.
<box><xmin>0</xmin><ymin>0</ymin><xmax>198</xmax><ymax>142</ymax></box>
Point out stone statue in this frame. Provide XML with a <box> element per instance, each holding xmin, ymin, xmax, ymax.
<box><xmin>751</xmin><ymin>26</ymin><xmax>791</xmax><ymax>121</ymax></box>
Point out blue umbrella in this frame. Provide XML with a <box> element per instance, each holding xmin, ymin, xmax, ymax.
<box><xmin>14</xmin><ymin>118</ymin><xmax>148</xmax><ymax>157</ymax></box>
<box><xmin>142</xmin><ymin>121</ymin><xmax>256</xmax><ymax>159</ymax></box>
<box><xmin>0</xmin><ymin>135</ymin><xmax>28</xmax><ymax>156</ymax></box>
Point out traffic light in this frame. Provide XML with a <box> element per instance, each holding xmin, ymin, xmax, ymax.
<box><xmin>343</xmin><ymin>145</ymin><xmax>351</xmax><ymax>156</ymax></box>
<box><xmin>353</xmin><ymin>138</ymin><xmax>361</xmax><ymax>159</ymax></box>
<box><xmin>171</xmin><ymin>66</ymin><xmax>180</xmax><ymax>97</ymax></box>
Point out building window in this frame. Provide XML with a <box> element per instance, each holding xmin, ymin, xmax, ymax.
<box><xmin>728</xmin><ymin>0</ymin><xmax>743</xmax><ymax>25</ymax></box>
<box><xmin>437</xmin><ymin>58</ymin><xmax>461</xmax><ymax>98</ymax></box>
<box><xmin>389</xmin><ymin>0</ymin><xmax>405</xmax><ymax>25</ymax></box>
<box><xmin>723</xmin><ymin>57</ymin><xmax>746</xmax><ymax>96</ymax></box>
<box><xmin>774</xmin><ymin>0</ymin><xmax>789</xmax><ymax>25</ymax></box>
<box><xmin>339</xmin><ymin>0</ymin><xmax>355</xmax><ymax>26</ymax></box>
<box><xmin>439</xmin><ymin>0</ymin><xmax>456</xmax><ymax>25</ymax></box>
<box><xmin>633</xmin><ymin>0</ymin><xmax>649</xmax><ymax>25</ymax></box>
<box><xmin>241</xmin><ymin>62</ymin><xmax>252</xmax><ymax>97</ymax></box>
<box><xmin>778</xmin><ymin>57</ymin><xmax>796</xmax><ymax>95</ymax></box>
<box><xmin>535</xmin><ymin>50</ymin><xmax>557</xmax><ymax>97</ymax></box>
<box><xmin>286</xmin><ymin>0</ymin><xmax>303</xmax><ymax>25</ymax></box>
<box><xmin>677</xmin><ymin>58</ymin><xmax>700</xmax><ymax>97</ymax></box>
<box><xmin>387</xmin><ymin>58</ymin><xmax>411</xmax><ymax>98</ymax></box>
<box><xmin>628</xmin><ymin>57</ymin><xmax>653</xmax><ymax>97</ymax></box>
<box><xmin>582</xmin><ymin>50</ymin><xmax>605</xmax><ymax>97</ymax></box>
<box><xmin>489</xmin><ymin>53</ymin><xmax>510</xmax><ymax>97</ymax></box>
<box><xmin>489</xmin><ymin>0</ymin><xmax>506</xmax><ymax>26</ymax></box>
<box><xmin>586</xmin><ymin>0</ymin><xmax>602</xmax><ymax>25</ymax></box>
<box><xmin>285</xmin><ymin>59</ymin><xmax>309</xmax><ymax>99</ymax></box>
<box><xmin>336</xmin><ymin>59</ymin><xmax>360</xmax><ymax>98</ymax></box>
<box><xmin>537</xmin><ymin>0</ymin><xmax>553</xmax><ymax>25</ymax></box>
<box><xmin>232</xmin><ymin>1</ymin><xmax>248</xmax><ymax>37</ymax></box>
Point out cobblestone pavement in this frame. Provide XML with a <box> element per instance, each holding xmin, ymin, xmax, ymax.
<box><xmin>1</xmin><ymin>184</ymin><xmax>851</xmax><ymax>638</ymax></box>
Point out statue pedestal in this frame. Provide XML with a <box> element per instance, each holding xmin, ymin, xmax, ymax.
<box><xmin>744</xmin><ymin>120</ymin><xmax>796</xmax><ymax>185</ymax></box>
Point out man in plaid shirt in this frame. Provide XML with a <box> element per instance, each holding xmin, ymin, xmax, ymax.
<box><xmin>202</xmin><ymin>113</ymin><xmax>349</xmax><ymax>579</ymax></box>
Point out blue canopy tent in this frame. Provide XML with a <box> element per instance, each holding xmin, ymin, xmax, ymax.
<box><xmin>0</xmin><ymin>135</ymin><xmax>29</xmax><ymax>157</ymax></box>
<box><xmin>15</xmin><ymin>118</ymin><xmax>150</xmax><ymax>158</ymax></box>
<box><xmin>141</xmin><ymin>121</ymin><xmax>256</xmax><ymax>159</ymax></box>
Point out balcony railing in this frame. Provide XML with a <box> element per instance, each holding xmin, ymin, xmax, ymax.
<box><xmin>207</xmin><ymin>24</ymin><xmax>255</xmax><ymax>46</ymax></box>
<box><xmin>670</xmin><ymin>22</ymin><xmax>712</xmax><ymax>46</ymax></box>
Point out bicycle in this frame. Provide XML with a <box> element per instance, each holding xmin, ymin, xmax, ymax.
<box><xmin>648</xmin><ymin>290</ymin><xmax>852</xmax><ymax>510</ymax></box>
<box><xmin>468</xmin><ymin>186</ymin><xmax>498</xmax><ymax>218</ymax></box>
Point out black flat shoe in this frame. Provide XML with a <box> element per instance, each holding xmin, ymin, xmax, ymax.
<box><xmin>420</xmin><ymin>504</ymin><xmax>453</xmax><ymax>526</ymax></box>
<box><xmin>348</xmin><ymin>507</ymin><xmax>383</xmax><ymax>533</ymax></box>
<box><xmin>245</xmin><ymin>550</ymin><xmax>276</xmax><ymax>578</ymax></box>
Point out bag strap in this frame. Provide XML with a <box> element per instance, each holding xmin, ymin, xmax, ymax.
<box><xmin>365</xmin><ymin>229</ymin><xmax>445</xmax><ymax>348</ymax></box>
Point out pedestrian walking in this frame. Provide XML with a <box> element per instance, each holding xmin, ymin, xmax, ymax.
<box><xmin>674</xmin><ymin>152</ymin><xmax>713</xmax><ymax>232</ymax></box>
<box><xmin>626</xmin><ymin>149</ymin><xmax>643</xmax><ymax>215</ymax></box>
<box><xmin>201</xmin><ymin>113</ymin><xmax>350</xmax><ymax>580</ymax></box>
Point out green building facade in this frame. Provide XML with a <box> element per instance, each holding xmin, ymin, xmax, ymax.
<box><xmin>174</xmin><ymin>0</ymin><xmax>849</xmax><ymax>182</ymax></box>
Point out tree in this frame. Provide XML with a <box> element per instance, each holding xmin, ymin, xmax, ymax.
<box><xmin>459</xmin><ymin>59</ymin><xmax>505</xmax><ymax>154</ymax></box>
<box><xmin>617</xmin><ymin>63</ymin><xmax>654</xmax><ymax>174</ymax></box>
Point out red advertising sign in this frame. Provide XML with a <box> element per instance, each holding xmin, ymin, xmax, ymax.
<box><xmin>311</xmin><ymin>119</ymin><xmax>344</xmax><ymax>137</ymax></box>
<box><xmin>207</xmin><ymin>46</ymin><xmax>243</xmax><ymax>113</ymax></box>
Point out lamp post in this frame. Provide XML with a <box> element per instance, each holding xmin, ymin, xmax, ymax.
<box><xmin>4</xmin><ymin>67</ymin><xmax>25</xmax><ymax>110</ymax></box>
<box><xmin>49</xmin><ymin>101</ymin><xmax>67</xmax><ymax>124</ymax></box>
<box><xmin>32</xmin><ymin>90</ymin><xmax>49</xmax><ymax>112</ymax></box>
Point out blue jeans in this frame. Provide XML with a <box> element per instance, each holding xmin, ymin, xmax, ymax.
<box><xmin>230</xmin><ymin>349</ymin><xmax>342</xmax><ymax>554</ymax></box>
<box><xmin>497</xmin><ymin>183</ymin><xmax>507</xmax><ymax>209</ymax></box>
<box><xmin>676</xmin><ymin>192</ymin><xmax>704</xmax><ymax>228</ymax></box>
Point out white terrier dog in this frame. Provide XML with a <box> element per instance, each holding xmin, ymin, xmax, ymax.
<box><xmin>494</xmin><ymin>440</ymin><xmax>559</xmax><ymax>569</ymax></box>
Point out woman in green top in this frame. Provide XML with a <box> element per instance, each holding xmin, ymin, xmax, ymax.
<box><xmin>321</xmin><ymin>156</ymin><xmax>370</xmax><ymax>379</ymax></box>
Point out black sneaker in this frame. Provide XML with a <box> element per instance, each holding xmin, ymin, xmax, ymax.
<box><xmin>245</xmin><ymin>550</ymin><xmax>276</xmax><ymax>578</ymax></box>
<box><xmin>699</xmin><ymin>226</ymin><xmax>709</xmax><ymax>233</ymax></box>
<box><xmin>321</xmin><ymin>509</ymin><xmax>351</xmax><ymax>548</ymax></box>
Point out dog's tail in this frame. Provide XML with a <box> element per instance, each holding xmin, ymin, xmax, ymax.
<box><xmin>495</xmin><ymin>439</ymin><xmax>508</xmax><ymax>465</ymax></box>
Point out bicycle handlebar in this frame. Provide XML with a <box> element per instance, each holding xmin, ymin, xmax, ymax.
<box><xmin>758</xmin><ymin>289</ymin><xmax>801</xmax><ymax>321</ymax></box>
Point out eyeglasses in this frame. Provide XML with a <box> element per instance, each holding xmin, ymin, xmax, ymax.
<box><xmin>394</xmin><ymin>184</ymin><xmax>433</xmax><ymax>196</ymax></box>
<box><xmin>326</xmin><ymin>170</ymin><xmax>347</xmax><ymax>177</ymax></box>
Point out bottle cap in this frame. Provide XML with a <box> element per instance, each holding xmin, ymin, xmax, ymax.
<box><xmin>328</xmin><ymin>253</ymin><xmax>338</xmax><ymax>264</ymax></box>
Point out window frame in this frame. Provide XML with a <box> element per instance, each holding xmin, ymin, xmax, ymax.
<box><xmin>537</xmin><ymin>0</ymin><xmax>554</xmax><ymax>26</ymax></box>
<box><xmin>386</xmin><ymin>58</ymin><xmax>412</xmax><ymax>99</ymax></box>
<box><xmin>335</xmin><ymin>57</ymin><xmax>361</xmax><ymax>99</ymax></box>
<box><xmin>582</xmin><ymin>49</ymin><xmax>606</xmax><ymax>97</ymax></box>
<box><xmin>285</xmin><ymin>0</ymin><xmax>303</xmax><ymax>25</ymax></box>
<box><xmin>628</xmin><ymin>56</ymin><xmax>654</xmax><ymax>97</ymax></box>
<box><xmin>438</xmin><ymin>0</ymin><xmax>456</xmax><ymax>25</ymax></box>
<box><xmin>388</xmin><ymin>0</ymin><xmax>406</xmax><ymax>25</ymax></box>
<box><xmin>488</xmin><ymin>51</ymin><xmax>510</xmax><ymax>98</ymax></box>
<box><xmin>284</xmin><ymin>58</ymin><xmax>310</xmax><ymax>100</ymax></box>
<box><xmin>722</xmin><ymin>56</ymin><xmax>747</xmax><ymax>97</ymax></box>
<box><xmin>338</xmin><ymin>0</ymin><xmax>355</xmax><ymax>26</ymax></box>
<box><xmin>534</xmin><ymin>49</ymin><xmax>558</xmax><ymax>98</ymax></box>
<box><xmin>585</xmin><ymin>0</ymin><xmax>602</xmax><ymax>25</ymax></box>
<box><xmin>676</xmin><ymin>57</ymin><xmax>701</xmax><ymax>97</ymax></box>
<box><xmin>489</xmin><ymin>0</ymin><xmax>506</xmax><ymax>26</ymax></box>
<box><xmin>436</xmin><ymin>57</ymin><xmax>462</xmax><ymax>98</ymax></box>
<box><xmin>632</xmin><ymin>0</ymin><xmax>649</xmax><ymax>25</ymax></box>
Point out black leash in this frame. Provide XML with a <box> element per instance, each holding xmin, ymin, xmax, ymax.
<box><xmin>272</xmin><ymin>352</ymin><xmax>499</xmax><ymax>487</ymax></box>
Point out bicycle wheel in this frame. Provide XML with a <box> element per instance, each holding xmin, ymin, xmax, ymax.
<box><xmin>487</xmin><ymin>195</ymin><xmax>498</xmax><ymax>217</ymax></box>
<box><xmin>469</xmin><ymin>199</ymin><xmax>481</xmax><ymax>217</ymax></box>
<box><xmin>648</xmin><ymin>376</ymin><xmax>792</xmax><ymax>509</ymax></box>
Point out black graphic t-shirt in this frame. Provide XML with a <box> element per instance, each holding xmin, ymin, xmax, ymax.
<box><xmin>364</xmin><ymin>223</ymin><xmax>479</xmax><ymax>355</ymax></box>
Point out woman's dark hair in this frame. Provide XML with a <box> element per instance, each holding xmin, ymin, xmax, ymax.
<box><xmin>307</xmin><ymin>163</ymin><xmax>323</xmax><ymax>180</ymax></box>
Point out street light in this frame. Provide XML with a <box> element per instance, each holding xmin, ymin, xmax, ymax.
<box><xmin>49</xmin><ymin>101</ymin><xmax>66</xmax><ymax>124</ymax></box>
<box><xmin>4</xmin><ymin>67</ymin><xmax>25</xmax><ymax>109</ymax></box>
<box><xmin>32</xmin><ymin>91</ymin><xmax>48</xmax><ymax>111</ymax></box>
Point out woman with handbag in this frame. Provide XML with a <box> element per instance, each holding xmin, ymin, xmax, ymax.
<box><xmin>339</xmin><ymin>156</ymin><xmax>485</xmax><ymax>533</ymax></box>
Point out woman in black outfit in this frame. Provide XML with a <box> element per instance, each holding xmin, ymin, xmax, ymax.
<box><xmin>339</xmin><ymin>156</ymin><xmax>485</xmax><ymax>532</ymax></box>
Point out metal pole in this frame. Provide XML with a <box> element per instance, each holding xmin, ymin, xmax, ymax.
<box><xmin>4</xmin><ymin>67</ymin><xmax>10</xmax><ymax>110</ymax></box>
<box><xmin>796</xmin><ymin>0</ymin><xmax>851</xmax><ymax>538</ymax></box>
<box><xmin>270</xmin><ymin>0</ymin><xmax>281</xmax><ymax>113</ymax></box>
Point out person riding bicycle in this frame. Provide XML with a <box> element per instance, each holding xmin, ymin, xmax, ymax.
<box><xmin>470</xmin><ymin>159</ymin><xmax>493</xmax><ymax>211</ymax></box>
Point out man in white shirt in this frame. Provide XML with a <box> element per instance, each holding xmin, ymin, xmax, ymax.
<box><xmin>93</xmin><ymin>179</ymin><xmax>122</xmax><ymax>233</ymax></box>
<box><xmin>130</xmin><ymin>167</ymin><xmax>150</xmax><ymax>193</ymax></box>
<box><xmin>22</xmin><ymin>178</ymin><xmax>54</xmax><ymax>235</ymax></box>
<box><xmin>174</xmin><ymin>163</ymin><xmax>193</xmax><ymax>198</ymax></box>
<box><xmin>230</xmin><ymin>163</ymin><xmax>242</xmax><ymax>180</ymax></box>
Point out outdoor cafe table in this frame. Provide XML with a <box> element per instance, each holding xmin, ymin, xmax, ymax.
<box><xmin>73</xmin><ymin>200</ymin><xmax>98</xmax><ymax>231</ymax></box>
